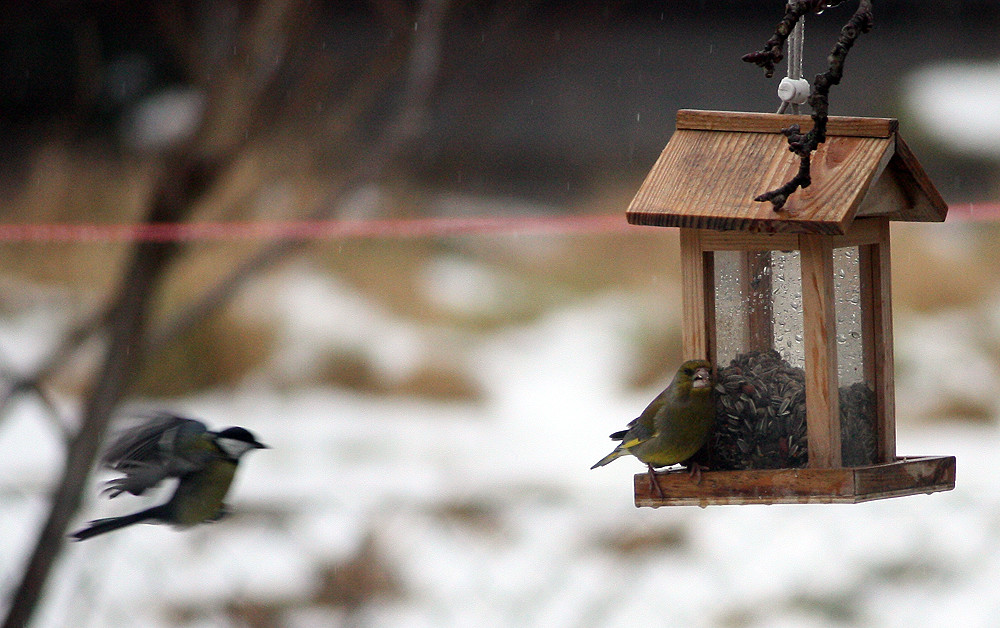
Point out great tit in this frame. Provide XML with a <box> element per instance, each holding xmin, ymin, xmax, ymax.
<box><xmin>71</xmin><ymin>412</ymin><xmax>267</xmax><ymax>541</ymax></box>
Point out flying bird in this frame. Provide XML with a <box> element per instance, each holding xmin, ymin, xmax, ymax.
<box><xmin>71</xmin><ymin>413</ymin><xmax>267</xmax><ymax>541</ymax></box>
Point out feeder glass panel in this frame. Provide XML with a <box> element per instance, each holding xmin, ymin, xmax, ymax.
<box><xmin>713</xmin><ymin>250</ymin><xmax>804</xmax><ymax>365</ymax></box>
<box><xmin>834</xmin><ymin>246</ymin><xmax>877</xmax><ymax>466</ymax></box>
<box><xmin>711</xmin><ymin>250</ymin><xmax>808</xmax><ymax>470</ymax></box>
<box><xmin>712</xmin><ymin>250</ymin><xmax>749</xmax><ymax>366</ymax></box>
<box><xmin>771</xmin><ymin>250</ymin><xmax>805</xmax><ymax>369</ymax></box>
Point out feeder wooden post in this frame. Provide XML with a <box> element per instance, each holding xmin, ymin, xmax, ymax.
<box><xmin>800</xmin><ymin>234</ymin><xmax>840</xmax><ymax>468</ymax></box>
<box><xmin>859</xmin><ymin>219</ymin><xmax>896</xmax><ymax>463</ymax></box>
<box><xmin>680</xmin><ymin>229</ymin><xmax>715</xmax><ymax>361</ymax></box>
<box><xmin>743</xmin><ymin>251</ymin><xmax>774</xmax><ymax>353</ymax></box>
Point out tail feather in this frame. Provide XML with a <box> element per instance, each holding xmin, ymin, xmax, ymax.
<box><xmin>590</xmin><ymin>446</ymin><xmax>627</xmax><ymax>470</ymax></box>
<box><xmin>70</xmin><ymin>505</ymin><xmax>165</xmax><ymax>541</ymax></box>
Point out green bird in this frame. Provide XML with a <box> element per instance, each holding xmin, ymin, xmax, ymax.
<box><xmin>591</xmin><ymin>359</ymin><xmax>714</xmax><ymax>495</ymax></box>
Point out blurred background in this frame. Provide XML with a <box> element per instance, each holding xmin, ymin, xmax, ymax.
<box><xmin>2</xmin><ymin>1</ymin><xmax>1000</xmax><ymax>627</ymax></box>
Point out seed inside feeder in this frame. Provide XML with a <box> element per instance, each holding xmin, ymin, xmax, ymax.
<box><xmin>699</xmin><ymin>350</ymin><xmax>877</xmax><ymax>470</ymax></box>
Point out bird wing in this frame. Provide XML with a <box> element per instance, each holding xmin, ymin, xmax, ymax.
<box><xmin>620</xmin><ymin>424</ymin><xmax>656</xmax><ymax>450</ymax></box>
<box><xmin>101</xmin><ymin>413</ymin><xmax>214</xmax><ymax>496</ymax></box>
<box><xmin>608</xmin><ymin>418</ymin><xmax>637</xmax><ymax>441</ymax></box>
<box><xmin>617</xmin><ymin>386</ymin><xmax>670</xmax><ymax>448</ymax></box>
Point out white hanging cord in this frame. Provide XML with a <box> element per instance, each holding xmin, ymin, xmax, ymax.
<box><xmin>790</xmin><ymin>15</ymin><xmax>804</xmax><ymax>80</ymax></box>
<box><xmin>777</xmin><ymin>16</ymin><xmax>810</xmax><ymax>113</ymax></box>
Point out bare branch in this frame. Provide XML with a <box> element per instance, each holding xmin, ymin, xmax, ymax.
<box><xmin>0</xmin><ymin>308</ymin><xmax>108</xmax><ymax>420</ymax></box>
<box><xmin>1</xmin><ymin>5</ymin><xmax>453</xmax><ymax>617</ymax></box>
<box><xmin>149</xmin><ymin>0</ymin><xmax>453</xmax><ymax>354</ymax></box>
<box><xmin>742</xmin><ymin>0</ymin><xmax>819</xmax><ymax>78</ymax></box>
<box><xmin>1</xmin><ymin>152</ymin><xmax>204</xmax><ymax>628</ymax></box>
<box><xmin>1</xmin><ymin>2</ymin><xmax>314</xmax><ymax>625</ymax></box>
<box><xmin>746</xmin><ymin>0</ymin><xmax>874</xmax><ymax>210</ymax></box>
<box><xmin>0</xmin><ymin>0</ymin><xmax>452</xmax><ymax>439</ymax></box>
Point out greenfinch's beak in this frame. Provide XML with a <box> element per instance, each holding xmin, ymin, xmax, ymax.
<box><xmin>692</xmin><ymin>367</ymin><xmax>711</xmax><ymax>389</ymax></box>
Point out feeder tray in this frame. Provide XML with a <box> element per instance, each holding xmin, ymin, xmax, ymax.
<box><xmin>636</xmin><ymin>457</ymin><xmax>956</xmax><ymax>507</ymax></box>
<box><xmin>627</xmin><ymin>110</ymin><xmax>955</xmax><ymax>506</ymax></box>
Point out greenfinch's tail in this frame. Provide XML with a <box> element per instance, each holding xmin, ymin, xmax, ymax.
<box><xmin>590</xmin><ymin>447</ymin><xmax>626</xmax><ymax>469</ymax></box>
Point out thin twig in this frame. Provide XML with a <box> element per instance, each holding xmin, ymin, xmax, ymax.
<box><xmin>742</xmin><ymin>0</ymin><xmax>824</xmax><ymax>79</ymax></box>
<box><xmin>0</xmin><ymin>308</ymin><xmax>109</xmax><ymax>421</ymax></box>
<box><xmin>744</xmin><ymin>0</ymin><xmax>873</xmax><ymax>210</ymax></box>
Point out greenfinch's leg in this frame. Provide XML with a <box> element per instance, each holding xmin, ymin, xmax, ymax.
<box><xmin>687</xmin><ymin>461</ymin><xmax>705</xmax><ymax>485</ymax></box>
<box><xmin>646</xmin><ymin>464</ymin><xmax>665</xmax><ymax>498</ymax></box>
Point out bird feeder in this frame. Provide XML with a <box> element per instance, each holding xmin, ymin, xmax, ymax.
<box><xmin>627</xmin><ymin>109</ymin><xmax>956</xmax><ymax>506</ymax></box>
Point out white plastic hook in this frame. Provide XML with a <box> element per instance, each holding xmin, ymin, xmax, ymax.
<box><xmin>778</xmin><ymin>77</ymin><xmax>811</xmax><ymax>105</ymax></box>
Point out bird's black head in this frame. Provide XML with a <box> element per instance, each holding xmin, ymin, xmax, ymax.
<box><xmin>214</xmin><ymin>426</ymin><xmax>268</xmax><ymax>458</ymax></box>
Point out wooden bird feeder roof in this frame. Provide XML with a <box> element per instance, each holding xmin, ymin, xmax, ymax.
<box><xmin>627</xmin><ymin>110</ymin><xmax>948</xmax><ymax>235</ymax></box>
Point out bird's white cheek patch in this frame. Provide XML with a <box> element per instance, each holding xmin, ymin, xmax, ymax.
<box><xmin>216</xmin><ymin>438</ymin><xmax>255</xmax><ymax>458</ymax></box>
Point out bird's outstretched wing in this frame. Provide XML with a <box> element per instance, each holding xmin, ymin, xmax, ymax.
<box><xmin>101</xmin><ymin>412</ymin><xmax>215</xmax><ymax>497</ymax></box>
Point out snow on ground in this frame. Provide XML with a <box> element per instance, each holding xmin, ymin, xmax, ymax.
<box><xmin>3</xmin><ymin>267</ymin><xmax>1000</xmax><ymax>628</ymax></box>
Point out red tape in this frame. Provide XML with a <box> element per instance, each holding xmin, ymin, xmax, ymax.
<box><xmin>0</xmin><ymin>214</ymin><xmax>633</xmax><ymax>243</ymax></box>
<box><xmin>0</xmin><ymin>205</ymin><xmax>996</xmax><ymax>242</ymax></box>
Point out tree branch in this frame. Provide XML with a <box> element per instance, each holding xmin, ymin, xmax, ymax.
<box><xmin>1</xmin><ymin>2</ymin><xmax>310</xmax><ymax>625</ymax></box>
<box><xmin>0</xmin><ymin>307</ymin><xmax>108</xmax><ymax>422</ymax></box>
<box><xmin>1</xmin><ymin>153</ymin><xmax>205</xmax><ymax>628</ymax></box>
<box><xmin>0</xmin><ymin>0</ymin><xmax>310</xmax><ymax>428</ymax></box>
<box><xmin>149</xmin><ymin>0</ymin><xmax>452</xmax><ymax>354</ymax></box>
<box><xmin>3</xmin><ymin>4</ymin><xmax>452</xmax><ymax>622</ymax></box>
<box><xmin>744</xmin><ymin>0</ymin><xmax>873</xmax><ymax>210</ymax></box>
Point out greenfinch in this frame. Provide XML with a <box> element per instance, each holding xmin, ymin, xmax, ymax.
<box><xmin>591</xmin><ymin>359</ymin><xmax>714</xmax><ymax>494</ymax></box>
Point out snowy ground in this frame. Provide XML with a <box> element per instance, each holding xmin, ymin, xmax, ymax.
<box><xmin>2</xmin><ymin>265</ymin><xmax>1000</xmax><ymax>628</ymax></box>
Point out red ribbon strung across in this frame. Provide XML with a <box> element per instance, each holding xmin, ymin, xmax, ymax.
<box><xmin>0</xmin><ymin>204</ymin><xmax>997</xmax><ymax>243</ymax></box>
<box><xmin>0</xmin><ymin>214</ymin><xmax>632</xmax><ymax>243</ymax></box>
<box><xmin>944</xmin><ymin>202</ymin><xmax>1000</xmax><ymax>222</ymax></box>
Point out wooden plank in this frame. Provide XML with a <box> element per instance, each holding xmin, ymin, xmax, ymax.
<box><xmin>637</xmin><ymin>466</ymin><xmax>857</xmax><ymax>505</ymax></box>
<box><xmin>829</xmin><ymin>217</ymin><xmax>885</xmax><ymax>247</ymax></box>
<box><xmin>800</xmin><ymin>234</ymin><xmax>841</xmax><ymax>468</ymax></box>
<box><xmin>634</xmin><ymin>456</ymin><xmax>955</xmax><ymax>506</ymax></box>
<box><xmin>698</xmin><ymin>230</ymin><xmax>799</xmax><ymax>251</ymax></box>
<box><xmin>891</xmin><ymin>137</ymin><xmax>949</xmax><ymax>222</ymax></box>
<box><xmin>743</xmin><ymin>251</ymin><xmax>774</xmax><ymax>352</ymax></box>
<box><xmin>859</xmin><ymin>243</ymin><xmax>878</xmax><ymax>420</ymax></box>
<box><xmin>680</xmin><ymin>230</ymin><xmax>714</xmax><ymax>360</ymax></box>
<box><xmin>869</xmin><ymin>221</ymin><xmax>896</xmax><ymax>462</ymax></box>
<box><xmin>704</xmin><ymin>249</ymin><xmax>717</xmax><ymax>364</ymax></box>
<box><xmin>853</xmin><ymin>456</ymin><xmax>955</xmax><ymax>498</ymax></box>
<box><xmin>675</xmin><ymin>109</ymin><xmax>898</xmax><ymax>138</ymax></box>
<box><xmin>855</xmin><ymin>159</ymin><xmax>911</xmax><ymax>219</ymax></box>
<box><xmin>692</xmin><ymin>219</ymin><xmax>883</xmax><ymax>251</ymax></box>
